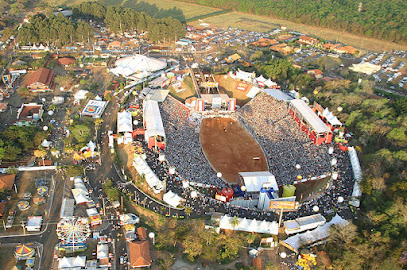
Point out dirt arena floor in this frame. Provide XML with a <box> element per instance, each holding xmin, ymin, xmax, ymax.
<box><xmin>200</xmin><ymin>118</ymin><xmax>268</xmax><ymax>184</ymax></box>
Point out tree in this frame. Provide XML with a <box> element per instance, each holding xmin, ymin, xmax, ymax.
<box><xmin>230</xmin><ymin>216</ymin><xmax>240</xmax><ymax>228</ymax></box>
<box><xmin>184</xmin><ymin>206</ymin><xmax>192</xmax><ymax>216</ymax></box>
<box><xmin>70</xmin><ymin>124</ymin><xmax>91</xmax><ymax>143</ymax></box>
<box><xmin>182</xmin><ymin>234</ymin><xmax>203</xmax><ymax>260</ymax></box>
<box><xmin>34</xmin><ymin>147</ymin><xmax>47</xmax><ymax>165</ymax></box>
<box><xmin>328</xmin><ymin>223</ymin><xmax>357</xmax><ymax>246</ymax></box>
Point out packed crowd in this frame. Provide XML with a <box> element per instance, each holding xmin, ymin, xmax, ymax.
<box><xmin>232</xmin><ymin>92</ymin><xmax>332</xmax><ymax>185</ymax></box>
<box><xmin>284</xmin><ymin>145</ymin><xmax>354</xmax><ymax>220</ymax></box>
<box><xmin>159</xmin><ymin>96</ymin><xmax>228</xmax><ymax>187</ymax></box>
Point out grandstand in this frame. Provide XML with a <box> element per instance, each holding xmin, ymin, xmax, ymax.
<box><xmin>143</xmin><ymin>100</ymin><xmax>166</xmax><ymax>149</ymax></box>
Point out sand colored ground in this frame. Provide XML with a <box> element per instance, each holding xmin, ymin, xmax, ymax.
<box><xmin>214</xmin><ymin>74</ymin><xmax>252</xmax><ymax>107</ymax></box>
<box><xmin>200</xmin><ymin>118</ymin><xmax>268</xmax><ymax>184</ymax></box>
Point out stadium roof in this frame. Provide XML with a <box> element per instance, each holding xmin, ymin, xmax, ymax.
<box><xmin>263</xmin><ymin>89</ymin><xmax>293</xmax><ymax>100</ymax></box>
<box><xmin>143</xmin><ymin>100</ymin><xmax>165</xmax><ymax>139</ymax></box>
<box><xmin>110</xmin><ymin>54</ymin><xmax>167</xmax><ymax>78</ymax></box>
<box><xmin>290</xmin><ymin>99</ymin><xmax>329</xmax><ymax>134</ymax></box>
<box><xmin>239</xmin><ymin>171</ymin><xmax>277</xmax><ymax>193</ymax></box>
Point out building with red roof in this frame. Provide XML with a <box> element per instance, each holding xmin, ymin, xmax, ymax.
<box><xmin>27</xmin><ymin>67</ymin><xmax>54</xmax><ymax>92</ymax></box>
<box><xmin>0</xmin><ymin>174</ymin><xmax>15</xmax><ymax>190</ymax></box>
<box><xmin>127</xmin><ymin>240</ymin><xmax>151</xmax><ymax>268</ymax></box>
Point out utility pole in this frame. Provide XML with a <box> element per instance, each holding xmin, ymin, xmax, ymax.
<box><xmin>2</xmin><ymin>219</ymin><xmax>6</xmax><ymax>231</ymax></box>
<box><xmin>21</xmin><ymin>221</ymin><xmax>26</xmax><ymax>235</ymax></box>
<box><xmin>102</xmin><ymin>197</ymin><xmax>106</xmax><ymax>216</ymax></box>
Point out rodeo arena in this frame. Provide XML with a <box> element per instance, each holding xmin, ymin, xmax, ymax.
<box><xmin>110</xmin><ymin>55</ymin><xmax>361</xmax><ymax>255</ymax></box>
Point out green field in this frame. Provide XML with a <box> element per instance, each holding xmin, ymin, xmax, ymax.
<box><xmin>200</xmin><ymin>11</ymin><xmax>407</xmax><ymax>52</ymax></box>
<box><xmin>105</xmin><ymin>0</ymin><xmax>223</xmax><ymax>22</ymax></box>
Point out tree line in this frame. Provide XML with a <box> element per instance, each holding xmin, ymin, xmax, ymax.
<box><xmin>176</xmin><ymin>0</ymin><xmax>407</xmax><ymax>44</ymax></box>
<box><xmin>72</xmin><ymin>2</ymin><xmax>186</xmax><ymax>43</ymax></box>
<box><xmin>17</xmin><ymin>13</ymin><xmax>94</xmax><ymax>47</ymax></box>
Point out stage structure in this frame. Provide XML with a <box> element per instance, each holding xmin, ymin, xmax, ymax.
<box><xmin>288</xmin><ymin>99</ymin><xmax>332</xmax><ymax>145</ymax></box>
<box><xmin>196</xmin><ymin>94</ymin><xmax>236</xmax><ymax>112</ymax></box>
<box><xmin>143</xmin><ymin>100</ymin><xmax>166</xmax><ymax>149</ymax></box>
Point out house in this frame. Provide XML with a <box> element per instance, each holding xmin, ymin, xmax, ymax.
<box><xmin>127</xmin><ymin>240</ymin><xmax>151</xmax><ymax>268</ymax></box>
<box><xmin>56</xmin><ymin>57</ymin><xmax>76</xmax><ymax>67</ymax></box>
<box><xmin>26</xmin><ymin>67</ymin><xmax>54</xmax><ymax>92</ymax></box>
<box><xmin>270</xmin><ymin>44</ymin><xmax>293</xmax><ymax>55</ymax></box>
<box><xmin>334</xmin><ymin>46</ymin><xmax>357</xmax><ymax>55</ymax></box>
<box><xmin>298</xmin><ymin>35</ymin><xmax>319</xmax><ymax>46</ymax></box>
<box><xmin>16</xmin><ymin>103</ymin><xmax>43</xmax><ymax>124</ymax></box>
<box><xmin>225</xmin><ymin>53</ymin><xmax>241</xmax><ymax>63</ymax></box>
<box><xmin>307</xmin><ymin>69</ymin><xmax>323</xmax><ymax>79</ymax></box>
<box><xmin>0</xmin><ymin>174</ymin><xmax>15</xmax><ymax>190</ymax></box>
<box><xmin>137</xmin><ymin>227</ymin><xmax>147</xmax><ymax>240</ymax></box>
<box><xmin>277</xmin><ymin>33</ymin><xmax>294</xmax><ymax>41</ymax></box>
<box><xmin>251</xmin><ymin>38</ymin><xmax>278</xmax><ymax>47</ymax></box>
<box><xmin>108</xmin><ymin>40</ymin><xmax>122</xmax><ymax>50</ymax></box>
<box><xmin>322</xmin><ymin>43</ymin><xmax>336</xmax><ymax>51</ymax></box>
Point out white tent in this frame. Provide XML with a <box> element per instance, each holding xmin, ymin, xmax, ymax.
<box><xmin>60</xmin><ymin>198</ymin><xmax>75</xmax><ymax>219</ymax></box>
<box><xmin>163</xmin><ymin>191</ymin><xmax>182</xmax><ymax>208</ymax></box>
<box><xmin>284</xmin><ymin>214</ymin><xmax>326</xmax><ymax>235</ymax></box>
<box><xmin>120</xmin><ymin>213</ymin><xmax>140</xmax><ymax>225</ymax></box>
<box><xmin>264</xmin><ymin>79</ymin><xmax>278</xmax><ymax>88</ymax></box>
<box><xmin>290</xmin><ymin>99</ymin><xmax>330</xmax><ymax>134</ymax></box>
<box><xmin>86</xmin><ymin>208</ymin><xmax>99</xmax><ymax>217</ymax></box>
<box><xmin>71</xmin><ymin>188</ymin><xmax>89</xmax><ymax>204</ymax></box>
<box><xmin>110</xmin><ymin>54</ymin><xmax>167</xmax><ymax>78</ymax></box>
<box><xmin>219</xmin><ymin>215</ymin><xmax>278</xmax><ymax>235</ymax></box>
<box><xmin>238</xmin><ymin>172</ymin><xmax>278</xmax><ymax>193</ymax></box>
<box><xmin>74</xmin><ymin>90</ymin><xmax>89</xmax><ymax>102</ymax></box>
<box><xmin>87</xmin><ymin>141</ymin><xmax>96</xmax><ymax>152</ymax></box>
<box><xmin>41</xmin><ymin>139</ymin><xmax>51</xmax><ymax>148</ymax></box>
<box><xmin>246</xmin><ymin>86</ymin><xmax>261</xmax><ymax>98</ymax></box>
<box><xmin>73</xmin><ymin>256</ymin><xmax>86</xmax><ymax>267</ymax></box>
<box><xmin>322</xmin><ymin>108</ymin><xmax>342</xmax><ymax>126</ymax></box>
<box><xmin>117</xmin><ymin>111</ymin><xmax>133</xmax><ymax>133</ymax></box>
<box><xmin>256</xmin><ymin>75</ymin><xmax>267</xmax><ymax>82</ymax></box>
<box><xmin>26</xmin><ymin>216</ymin><xmax>43</xmax><ymax>231</ymax></box>
<box><xmin>143</xmin><ymin>100</ymin><xmax>166</xmax><ymax>141</ymax></box>
<box><xmin>133</xmin><ymin>156</ymin><xmax>163</xmax><ymax>193</ymax></box>
<box><xmin>97</xmin><ymin>244</ymin><xmax>109</xmax><ymax>259</ymax></box>
<box><xmin>348</xmin><ymin>147</ymin><xmax>362</xmax><ymax>207</ymax></box>
<box><xmin>283</xmin><ymin>214</ymin><xmax>349</xmax><ymax>251</ymax></box>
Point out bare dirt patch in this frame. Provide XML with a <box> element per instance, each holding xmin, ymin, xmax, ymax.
<box><xmin>200</xmin><ymin>118</ymin><xmax>268</xmax><ymax>184</ymax></box>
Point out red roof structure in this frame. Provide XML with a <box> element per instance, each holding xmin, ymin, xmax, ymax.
<box><xmin>0</xmin><ymin>174</ymin><xmax>15</xmax><ymax>190</ymax></box>
<box><xmin>127</xmin><ymin>240</ymin><xmax>151</xmax><ymax>268</ymax></box>
<box><xmin>137</xmin><ymin>227</ymin><xmax>147</xmax><ymax>240</ymax></box>
<box><xmin>16</xmin><ymin>103</ymin><xmax>43</xmax><ymax>122</ymax></box>
<box><xmin>27</xmin><ymin>68</ymin><xmax>54</xmax><ymax>92</ymax></box>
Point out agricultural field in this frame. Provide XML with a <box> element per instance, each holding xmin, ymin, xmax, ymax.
<box><xmin>105</xmin><ymin>0</ymin><xmax>223</xmax><ymax>22</ymax></box>
<box><xmin>200</xmin><ymin>11</ymin><xmax>406</xmax><ymax>52</ymax></box>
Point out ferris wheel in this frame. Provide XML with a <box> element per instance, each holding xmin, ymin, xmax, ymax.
<box><xmin>56</xmin><ymin>217</ymin><xmax>91</xmax><ymax>245</ymax></box>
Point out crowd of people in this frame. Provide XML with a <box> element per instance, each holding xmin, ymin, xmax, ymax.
<box><xmin>231</xmin><ymin>92</ymin><xmax>332</xmax><ymax>185</ymax></box>
<box><xmin>159</xmin><ymin>96</ymin><xmax>228</xmax><ymax>188</ymax></box>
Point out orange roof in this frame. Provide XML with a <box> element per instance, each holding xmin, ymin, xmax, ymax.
<box><xmin>27</xmin><ymin>68</ymin><xmax>54</xmax><ymax>88</ymax></box>
<box><xmin>0</xmin><ymin>202</ymin><xmax>6</xmax><ymax>218</ymax></box>
<box><xmin>137</xmin><ymin>227</ymin><xmax>147</xmax><ymax>240</ymax></box>
<box><xmin>0</xmin><ymin>174</ymin><xmax>15</xmax><ymax>190</ymax></box>
<box><xmin>17</xmin><ymin>104</ymin><xmax>42</xmax><ymax>121</ymax></box>
<box><xmin>323</xmin><ymin>43</ymin><xmax>336</xmax><ymax>50</ymax></box>
<box><xmin>336</xmin><ymin>46</ymin><xmax>357</xmax><ymax>54</ymax></box>
<box><xmin>128</xmin><ymin>240</ymin><xmax>151</xmax><ymax>268</ymax></box>
<box><xmin>109</xmin><ymin>41</ymin><xmax>121</xmax><ymax>47</ymax></box>
<box><xmin>57</xmin><ymin>57</ymin><xmax>75</xmax><ymax>66</ymax></box>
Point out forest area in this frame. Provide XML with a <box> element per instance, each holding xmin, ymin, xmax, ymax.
<box><xmin>176</xmin><ymin>0</ymin><xmax>407</xmax><ymax>44</ymax></box>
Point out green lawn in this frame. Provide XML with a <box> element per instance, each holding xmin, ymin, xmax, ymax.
<box><xmin>105</xmin><ymin>0</ymin><xmax>222</xmax><ymax>22</ymax></box>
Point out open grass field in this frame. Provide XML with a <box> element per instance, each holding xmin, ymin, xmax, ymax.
<box><xmin>200</xmin><ymin>11</ymin><xmax>406</xmax><ymax>52</ymax></box>
<box><xmin>105</xmin><ymin>0</ymin><xmax>222</xmax><ymax>22</ymax></box>
<box><xmin>200</xmin><ymin>118</ymin><xmax>268</xmax><ymax>184</ymax></box>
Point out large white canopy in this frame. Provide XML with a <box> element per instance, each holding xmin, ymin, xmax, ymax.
<box><xmin>284</xmin><ymin>214</ymin><xmax>326</xmax><ymax>235</ymax></box>
<box><xmin>117</xmin><ymin>111</ymin><xmax>133</xmax><ymax>133</ymax></box>
<box><xmin>322</xmin><ymin>108</ymin><xmax>342</xmax><ymax>126</ymax></box>
<box><xmin>97</xmin><ymin>244</ymin><xmax>109</xmax><ymax>259</ymax></box>
<box><xmin>283</xmin><ymin>214</ymin><xmax>348</xmax><ymax>251</ymax></box>
<box><xmin>163</xmin><ymin>191</ymin><xmax>182</xmax><ymax>208</ymax></box>
<box><xmin>58</xmin><ymin>256</ymin><xmax>86</xmax><ymax>269</ymax></box>
<box><xmin>71</xmin><ymin>188</ymin><xmax>89</xmax><ymax>204</ymax></box>
<box><xmin>290</xmin><ymin>99</ymin><xmax>329</xmax><ymax>134</ymax></box>
<box><xmin>239</xmin><ymin>171</ymin><xmax>277</xmax><ymax>193</ymax></box>
<box><xmin>143</xmin><ymin>100</ymin><xmax>166</xmax><ymax>140</ymax></box>
<box><xmin>219</xmin><ymin>215</ymin><xmax>278</xmax><ymax>235</ymax></box>
<box><xmin>110</xmin><ymin>54</ymin><xmax>167</xmax><ymax>78</ymax></box>
<box><xmin>133</xmin><ymin>156</ymin><xmax>163</xmax><ymax>193</ymax></box>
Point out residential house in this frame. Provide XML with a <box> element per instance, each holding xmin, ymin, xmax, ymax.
<box><xmin>277</xmin><ymin>33</ymin><xmax>294</xmax><ymax>41</ymax></box>
<box><xmin>16</xmin><ymin>103</ymin><xmax>43</xmax><ymax>125</ymax></box>
<box><xmin>334</xmin><ymin>46</ymin><xmax>357</xmax><ymax>55</ymax></box>
<box><xmin>108</xmin><ymin>41</ymin><xmax>122</xmax><ymax>50</ymax></box>
<box><xmin>225</xmin><ymin>53</ymin><xmax>241</xmax><ymax>63</ymax></box>
<box><xmin>270</xmin><ymin>44</ymin><xmax>293</xmax><ymax>55</ymax></box>
<box><xmin>27</xmin><ymin>67</ymin><xmax>54</xmax><ymax>92</ymax></box>
<box><xmin>127</xmin><ymin>240</ymin><xmax>151</xmax><ymax>268</ymax></box>
<box><xmin>307</xmin><ymin>69</ymin><xmax>323</xmax><ymax>79</ymax></box>
<box><xmin>298</xmin><ymin>35</ymin><xmax>319</xmax><ymax>46</ymax></box>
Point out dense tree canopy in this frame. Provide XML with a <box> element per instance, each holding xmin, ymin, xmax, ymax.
<box><xmin>73</xmin><ymin>2</ymin><xmax>186</xmax><ymax>43</ymax></box>
<box><xmin>17</xmin><ymin>13</ymin><xmax>94</xmax><ymax>46</ymax></box>
<box><xmin>176</xmin><ymin>0</ymin><xmax>407</xmax><ymax>44</ymax></box>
